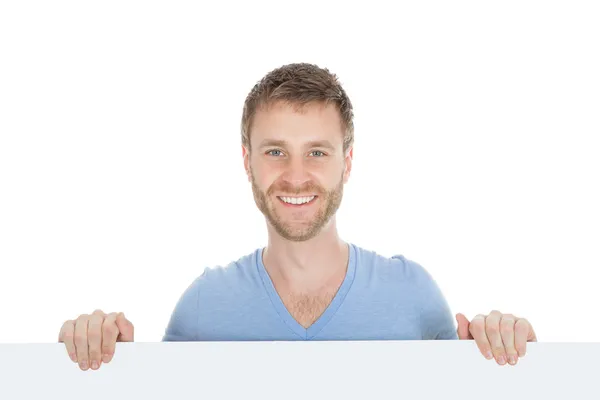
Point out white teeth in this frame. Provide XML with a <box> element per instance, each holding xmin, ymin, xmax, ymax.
<box><xmin>280</xmin><ymin>196</ymin><xmax>315</xmax><ymax>205</ymax></box>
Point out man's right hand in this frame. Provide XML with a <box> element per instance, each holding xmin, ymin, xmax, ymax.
<box><xmin>58</xmin><ymin>309</ymin><xmax>134</xmax><ymax>371</ymax></box>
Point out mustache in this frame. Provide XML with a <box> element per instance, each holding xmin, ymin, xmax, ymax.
<box><xmin>267</xmin><ymin>181</ymin><xmax>323</xmax><ymax>196</ymax></box>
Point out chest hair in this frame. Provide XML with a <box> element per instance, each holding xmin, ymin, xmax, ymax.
<box><xmin>280</xmin><ymin>286</ymin><xmax>339</xmax><ymax>329</ymax></box>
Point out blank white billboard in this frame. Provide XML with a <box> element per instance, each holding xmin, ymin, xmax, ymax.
<box><xmin>1</xmin><ymin>341</ymin><xmax>598</xmax><ymax>399</ymax></box>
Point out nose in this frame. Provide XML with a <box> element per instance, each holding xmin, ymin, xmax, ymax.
<box><xmin>281</xmin><ymin>156</ymin><xmax>312</xmax><ymax>189</ymax></box>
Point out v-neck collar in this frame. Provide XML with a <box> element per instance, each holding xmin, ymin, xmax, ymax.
<box><xmin>256</xmin><ymin>242</ymin><xmax>357</xmax><ymax>340</ymax></box>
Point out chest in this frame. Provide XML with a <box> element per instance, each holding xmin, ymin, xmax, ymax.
<box><xmin>280</xmin><ymin>288</ymin><xmax>338</xmax><ymax>329</ymax></box>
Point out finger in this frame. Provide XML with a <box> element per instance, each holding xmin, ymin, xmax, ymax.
<box><xmin>467</xmin><ymin>314</ymin><xmax>493</xmax><ymax>360</ymax></box>
<box><xmin>500</xmin><ymin>314</ymin><xmax>518</xmax><ymax>365</ymax></box>
<box><xmin>88</xmin><ymin>311</ymin><xmax>105</xmax><ymax>370</ymax></box>
<box><xmin>74</xmin><ymin>315</ymin><xmax>90</xmax><ymax>370</ymax></box>
<box><xmin>58</xmin><ymin>320</ymin><xmax>77</xmax><ymax>362</ymax></box>
<box><xmin>515</xmin><ymin>318</ymin><xmax>533</xmax><ymax>357</ymax></box>
<box><xmin>102</xmin><ymin>313</ymin><xmax>119</xmax><ymax>363</ymax></box>
<box><xmin>115</xmin><ymin>312</ymin><xmax>134</xmax><ymax>342</ymax></box>
<box><xmin>485</xmin><ymin>310</ymin><xmax>507</xmax><ymax>365</ymax></box>
<box><xmin>455</xmin><ymin>313</ymin><xmax>472</xmax><ymax>340</ymax></box>
<box><xmin>524</xmin><ymin>318</ymin><xmax>537</xmax><ymax>341</ymax></box>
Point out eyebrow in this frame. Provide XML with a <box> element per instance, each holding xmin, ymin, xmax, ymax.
<box><xmin>258</xmin><ymin>139</ymin><xmax>336</xmax><ymax>151</ymax></box>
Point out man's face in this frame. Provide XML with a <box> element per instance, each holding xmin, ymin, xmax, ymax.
<box><xmin>243</xmin><ymin>101</ymin><xmax>353</xmax><ymax>242</ymax></box>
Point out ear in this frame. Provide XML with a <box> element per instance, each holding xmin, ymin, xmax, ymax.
<box><xmin>343</xmin><ymin>147</ymin><xmax>353</xmax><ymax>183</ymax></box>
<box><xmin>242</xmin><ymin>145</ymin><xmax>251</xmax><ymax>182</ymax></box>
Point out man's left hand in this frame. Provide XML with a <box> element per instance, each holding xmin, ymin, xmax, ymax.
<box><xmin>456</xmin><ymin>310</ymin><xmax>537</xmax><ymax>366</ymax></box>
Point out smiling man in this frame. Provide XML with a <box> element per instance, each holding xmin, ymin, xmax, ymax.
<box><xmin>59</xmin><ymin>63</ymin><xmax>537</xmax><ymax>371</ymax></box>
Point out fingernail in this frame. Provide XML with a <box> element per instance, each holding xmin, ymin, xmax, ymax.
<box><xmin>498</xmin><ymin>355</ymin><xmax>506</xmax><ymax>365</ymax></box>
<box><xmin>103</xmin><ymin>353</ymin><xmax>110</xmax><ymax>362</ymax></box>
<box><xmin>91</xmin><ymin>361</ymin><xmax>99</xmax><ymax>369</ymax></box>
<box><xmin>509</xmin><ymin>356</ymin><xmax>517</xmax><ymax>365</ymax></box>
<box><xmin>80</xmin><ymin>361</ymin><xmax>88</xmax><ymax>370</ymax></box>
<box><xmin>69</xmin><ymin>353</ymin><xmax>77</xmax><ymax>362</ymax></box>
<box><xmin>485</xmin><ymin>351</ymin><xmax>493</xmax><ymax>360</ymax></box>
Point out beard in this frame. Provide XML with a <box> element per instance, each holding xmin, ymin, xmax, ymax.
<box><xmin>250</xmin><ymin>169</ymin><xmax>344</xmax><ymax>242</ymax></box>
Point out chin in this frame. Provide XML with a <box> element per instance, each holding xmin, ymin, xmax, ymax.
<box><xmin>280</xmin><ymin>230</ymin><xmax>320</xmax><ymax>242</ymax></box>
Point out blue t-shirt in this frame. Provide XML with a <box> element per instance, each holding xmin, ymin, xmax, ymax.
<box><xmin>162</xmin><ymin>243</ymin><xmax>458</xmax><ymax>341</ymax></box>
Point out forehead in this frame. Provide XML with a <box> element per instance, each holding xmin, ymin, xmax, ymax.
<box><xmin>250</xmin><ymin>101</ymin><xmax>344</xmax><ymax>146</ymax></box>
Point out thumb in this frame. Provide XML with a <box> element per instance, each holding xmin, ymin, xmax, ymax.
<box><xmin>456</xmin><ymin>313</ymin><xmax>472</xmax><ymax>340</ymax></box>
<box><xmin>115</xmin><ymin>312</ymin><xmax>135</xmax><ymax>342</ymax></box>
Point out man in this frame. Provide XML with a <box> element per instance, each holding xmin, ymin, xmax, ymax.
<box><xmin>59</xmin><ymin>63</ymin><xmax>537</xmax><ymax>371</ymax></box>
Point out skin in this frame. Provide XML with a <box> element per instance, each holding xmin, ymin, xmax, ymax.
<box><xmin>59</xmin><ymin>100</ymin><xmax>537</xmax><ymax>370</ymax></box>
<box><xmin>243</xmin><ymin>101</ymin><xmax>352</xmax><ymax>292</ymax></box>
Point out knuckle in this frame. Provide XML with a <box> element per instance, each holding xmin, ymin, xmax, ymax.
<box><xmin>103</xmin><ymin>324</ymin><xmax>118</xmax><ymax>336</ymax></box>
<box><xmin>500</xmin><ymin>323</ymin><xmax>514</xmax><ymax>334</ymax></box>
<box><xmin>516</xmin><ymin>318</ymin><xmax>529</xmax><ymax>328</ymax></box>
<box><xmin>502</xmin><ymin>315</ymin><xmax>516</xmax><ymax>323</ymax></box>
<box><xmin>515</xmin><ymin>323</ymin><xmax>529</xmax><ymax>334</ymax></box>
<box><xmin>74</xmin><ymin>334</ymin><xmax>87</xmax><ymax>346</ymax></box>
<box><xmin>470</xmin><ymin>318</ymin><xmax>485</xmax><ymax>329</ymax></box>
<box><xmin>107</xmin><ymin>312</ymin><xmax>118</xmax><ymax>318</ymax></box>
<box><xmin>468</xmin><ymin>324</ymin><xmax>481</xmax><ymax>337</ymax></box>
<box><xmin>486</xmin><ymin>324</ymin><xmax>499</xmax><ymax>335</ymax></box>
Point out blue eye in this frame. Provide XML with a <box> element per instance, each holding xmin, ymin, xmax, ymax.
<box><xmin>310</xmin><ymin>151</ymin><xmax>326</xmax><ymax>157</ymax></box>
<box><xmin>267</xmin><ymin>149</ymin><xmax>283</xmax><ymax>156</ymax></box>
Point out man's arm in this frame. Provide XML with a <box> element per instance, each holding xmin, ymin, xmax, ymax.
<box><xmin>162</xmin><ymin>275</ymin><xmax>202</xmax><ymax>342</ymax></box>
<box><xmin>409</xmin><ymin>261</ymin><xmax>458</xmax><ymax>340</ymax></box>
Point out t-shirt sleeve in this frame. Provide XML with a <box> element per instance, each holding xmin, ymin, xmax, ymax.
<box><xmin>162</xmin><ymin>276</ymin><xmax>202</xmax><ymax>342</ymax></box>
<box><xmin>410</xmin><ymin>260</ymin><xmax>458</xmax><ymax>340</ymax></box>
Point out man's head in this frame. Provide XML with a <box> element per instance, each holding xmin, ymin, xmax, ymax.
<box><xmin>241</xmin><ymin>63</ymin><xmax>354</xmax><ymax>242</ymax></box>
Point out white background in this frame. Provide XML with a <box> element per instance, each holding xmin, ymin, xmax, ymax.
<box><xmin>0</xmin><ymin>1</ymin><xmax>598</xmax><ymax>344</ymax></box>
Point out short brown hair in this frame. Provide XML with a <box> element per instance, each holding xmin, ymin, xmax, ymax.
<box><xmin>241</xmin><ymin>63</ymin><xmax>354</xmax><ymax>153</ymax></box>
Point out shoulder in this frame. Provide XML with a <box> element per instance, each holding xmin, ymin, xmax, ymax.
<box><xmin>390</xmin><ymin>254</ymin><xmax>439</xmax><ymax>288</ymax></box>
<box><xmin>353</xmin><ymin>244</ymin><xmax>436</xmax><ymax>286</ymax></box>
<box><xmin>383</xmin><ymin>251</ymin><xmax>446</xmax><ymax>302</ymax></box>
<box><xmin>387</xmin><ymin>256</ymin><xmax>456</xmax><ymax>340</ymax></box>
<box><xmin>187</xmin><ymin>247</ymin><xmax>264</xmax><ymax>298</ymax></box>
<box><xmin>162</xmin><ymin>248</ymin><xmax>263</xmax><ymax>341</ymax></box>
<box><xmin>353</xmin><ymin>244</ymin><xmax>456</xmax><ymax>339</ymax></box>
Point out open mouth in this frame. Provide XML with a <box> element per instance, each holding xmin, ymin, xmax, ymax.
<box><xmin>277</xmin><ymin>195</ymin><xmax>318</xmax><ymax>207</ymax></box>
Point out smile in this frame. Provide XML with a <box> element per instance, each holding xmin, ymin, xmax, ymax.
<box><xmin>277</xmin><ymin>196</ymin><xmax>317</xmax><ymax>206</ymax></box>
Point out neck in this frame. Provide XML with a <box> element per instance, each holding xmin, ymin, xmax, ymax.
<box><xmin>262</xmin><ymin>218</ymin><xmax>349</xmax><ymax>292</ymax></box>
